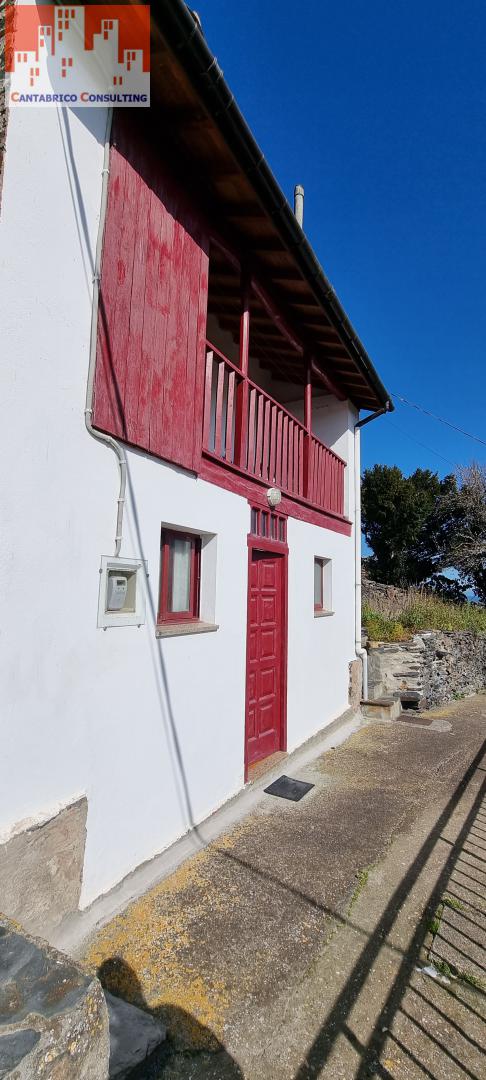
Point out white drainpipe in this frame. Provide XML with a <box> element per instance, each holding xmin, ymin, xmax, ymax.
<box><xmin>85</xmin><ymin>108</ymin><xmax>127</xmax><ymax>558</ymax></box>
<box><xmin>353</xmin><ymin>402</ymin><xmax>390</xmax><ymax>699</ymax></box>
<box><xmin>353</xmin><ymin>424</ymin><xmax>368</xmax><ymax>700</ymax></box>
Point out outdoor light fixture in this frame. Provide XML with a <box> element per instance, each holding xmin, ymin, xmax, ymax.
<box><xmin>266</xmin><ymin>487</ymin><xmax>282</xmax><ymax>508</ymax></box>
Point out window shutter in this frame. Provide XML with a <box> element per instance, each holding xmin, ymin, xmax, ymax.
<box><xmin>93</xmin><ymin>117</ymin><xmax>209</xmax><ymax>472</ymax></box>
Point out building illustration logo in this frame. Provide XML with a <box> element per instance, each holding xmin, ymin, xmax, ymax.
<box><xmin>6</xmin><ymin>5</ymin><xmax>150</xmax><ymax>106</ymax></box>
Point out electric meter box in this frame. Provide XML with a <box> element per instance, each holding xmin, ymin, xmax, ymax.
<box><xmin>107</xmin><ymin>574</ymin><xmax>129</xmax><ymax>611</ymax></box>
<box><xmin>97</xmin><ymin>557</ymin><xmax>148</xmax><ymax>628</ymax></box>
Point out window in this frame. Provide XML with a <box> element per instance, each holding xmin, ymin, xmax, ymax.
<box><xmin>314</xmin><ymin>557</ymin><xmax>332</xmax><ymax>614</ymax></box>
<box><xmin>250</xmin><ymin>506</ymin><xmax>287</xmax><ymax>543</ymax></box>
<box><xmin>158</xmin><ymin>530</ymin><xmax>201</xmax><ymax>623</ymax></box>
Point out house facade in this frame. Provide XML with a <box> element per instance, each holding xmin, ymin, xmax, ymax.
<box><xmin>0</xmin><ymin>4</ymin><xmax>391</xmax><ymax>922</ymax></box>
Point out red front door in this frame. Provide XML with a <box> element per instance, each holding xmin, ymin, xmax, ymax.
<box><xmin>246</xmin><ymin>549</ymin><xmax>285</xmax><ymax>768</ymax></box>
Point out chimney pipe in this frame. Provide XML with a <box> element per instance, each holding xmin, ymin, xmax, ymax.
<box><xmin>294</xmin><ymin>184</ymin><xmax>304</xmax><ymax>228</ymax></box>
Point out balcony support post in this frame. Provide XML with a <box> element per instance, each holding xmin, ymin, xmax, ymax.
<box><xmin>235</xmin><ymin>272</ymin><xmax>251</xmax><ymax>469</ymax></box>
<box><xmin>303</xmin><ymin>357</ymin><xmax>312</xmax><ymax>499</ymax></box>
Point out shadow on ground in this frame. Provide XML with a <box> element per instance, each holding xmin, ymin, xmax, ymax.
<box><xmin>87</xmin><ymin>700</ymin><xmax>486</xmax><ymax>1079</ymax></box>
<box><xmin>292</xmin><ymin>750</ymin><xmax>486</xmax><ymax>1080</ymax></box>
<box><xmin>97</xmin><ymin>957</ymin><xmax>243</xmax><ymax>1079</ymax></box>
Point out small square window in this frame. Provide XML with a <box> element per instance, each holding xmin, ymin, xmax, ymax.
<box><xmin>158</xmin><ymin>529</ymin><xmax>201</xmax><ymax>623</ymax></box>
<box><xmin>314</xmin><ymin>557</ymin><xmax>332</xmax><ymax>614</ymax></box>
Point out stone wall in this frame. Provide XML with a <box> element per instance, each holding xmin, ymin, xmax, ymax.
<box><xmin>367</xmin><ymin>631</ymin><xmax>486</xmax><ymax>709</ymax></box>
<box><xmin>362</xmin><ymin>577</ymin><xmax>411</xmax><ymax>616</ymax></box>
<box><xmin>348</xmin><ymin>658</ymin><xmax>363</xmax><ymax>710</ymax></box>
<box><xmin>0</xmin><ymin>914</ymin><xmax>109</xmax><ymax>1079</ymax></box>
<box><xmin>0</xmin><ymin>797</ymin><xmax>88</xmax><ymax>937</ymax></box>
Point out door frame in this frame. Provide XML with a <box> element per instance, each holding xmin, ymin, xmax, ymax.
<box><xmin>244</xmin><ymin>533</ymin><xmax>289</xmax><ymax>781</ymax></box>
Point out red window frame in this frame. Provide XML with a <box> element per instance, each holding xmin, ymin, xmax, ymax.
<box><xmin>314</xmin><ymin>557</ymin><xmax>325</xmax><ymax>612</ymax></box>
<box><xmin>158</xmin><ymin>529</ymin><xmax>201</xmax><ymax>623</ymax></box>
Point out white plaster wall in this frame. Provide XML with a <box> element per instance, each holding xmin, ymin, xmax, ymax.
<box><xmin>0</xmin><ymin>106</ymin><xmax>250</xmax><ymax>904</ymax></box>
<box><xmin>286</xmin><ymin>516</ymin><xmax>356</xmax><ymax>750</ymax></box>
<box><xmin>0</xmin><ymin>104</ymin><xmax>358</xmax><ymax>907</ymax></box>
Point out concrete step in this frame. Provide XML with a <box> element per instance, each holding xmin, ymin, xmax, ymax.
<box><xmin>361</xmin><ymin>697</ymin><xmax>402</xmax><ymax>722</ymax></box>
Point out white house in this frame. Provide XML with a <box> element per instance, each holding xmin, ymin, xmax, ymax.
<box><xmin>0</xmin><ymin>2</ymin><xmax>392</xmax><ymax>932</ymax></box>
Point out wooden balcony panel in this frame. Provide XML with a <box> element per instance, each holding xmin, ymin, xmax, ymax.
<box><xmin>203</xmin><ymin>341</ymin><xmax>346</xmax><ymax>520</ymax></box>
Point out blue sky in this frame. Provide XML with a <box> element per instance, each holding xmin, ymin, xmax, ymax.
<box><xmin>196</xmin><ymin>0</ymin><xmax>486</xmax><ymax>479</ymax></box>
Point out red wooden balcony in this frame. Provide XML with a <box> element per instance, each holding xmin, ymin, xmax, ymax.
<box><xmin>202</xmin><ymin>342</ymin><xmax>346</xmax><ymax>518</ymax></box>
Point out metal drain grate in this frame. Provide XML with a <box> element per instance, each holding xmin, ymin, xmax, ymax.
<box><xmin>264</xmin><ymin>775</ymin><xmax>314</xmax><ymax>802</ymax></box>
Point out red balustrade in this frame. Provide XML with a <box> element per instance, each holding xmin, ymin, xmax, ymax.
<box><xmin>202</xmin><ymin>342</ymin><xmax>346</xmax><ymax>518</ymax></box>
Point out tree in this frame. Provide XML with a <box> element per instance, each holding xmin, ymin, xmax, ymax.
<box><xmin>361</xmin><ymin>464</ymin><xmax>457</xmax><ymax>587</ymax></box>
<box><xmin>437</xmin><ymin>464</ymin><xmax>486</xmax><ymax>603</ymax></box>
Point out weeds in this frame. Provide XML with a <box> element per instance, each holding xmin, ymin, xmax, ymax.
<box><xmin>428</xmin><ymin>908</ymin><xmax>442</xmax><ymax>936</ymax></box>
<box><xmin>363</xmin><ymin>594</ymin><xmax>486</xmax><ymax>642</ymax></box>
<box><xmin>432</xmin><ymin>959</ymin><xmax>454</xmax><ymax>979</ymax></box>
<box><xmin>460</xmin><ymin>971</ymin><xmax>486</xmax><ymax>991</ymax></box>
<box><xmin>347</xmin><ymin>867</ymin><xmax>371</xmax><ymax>913</ymax></box>
<box><xmin>443</xmin><ymin>895</ymin><xmax>465</xmax><ymax>912</ymax></box>
<box><xmin>426</xmin><ymin>895</ymin><xmax>485</xmax><ymax>990</ymax></box>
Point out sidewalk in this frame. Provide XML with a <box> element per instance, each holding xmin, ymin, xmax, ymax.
<box><xmin>82</xmin><ymin>697</ymin><xmax>486</xmax><ymax>1079</ymax></box>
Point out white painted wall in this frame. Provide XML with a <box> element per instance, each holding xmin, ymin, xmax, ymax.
<box><xmin>286</xmin><ymin>513</ymin><xmax>356</xmax><ymax>751</ymax></box>
<box><xmin>0</xmin><ymin>104</ymin><xmax>357</xmax><ymax>907</ymax></box>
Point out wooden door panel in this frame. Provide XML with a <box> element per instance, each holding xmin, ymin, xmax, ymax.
<box><xmin>245</xmin><ymin>550</ymin><xmax>286</xmax><ymax>768</ymax></box>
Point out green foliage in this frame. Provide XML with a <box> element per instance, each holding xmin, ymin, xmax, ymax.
<box><xmin>361</xmin><ymin>605</ymin><xmax>409</xmax><ymax>642</ymax></box>
<box><xmin>362</xmin><ymin>465</ymin><xmax>456</xmax><ymax>588</ymax></box>
<box><xmin>432</xmin><ymin>959</ymin><xmax>454</xmax><ymax>979</ymax></box>
<box><xmin>362</xmin><ymin>462</ymin><xmax>486</xmax><ymax>600</ymax></box>
<box><xmin>363</xmin><ymin>596</ymin><xmax>486</xmax><ymax>641</ymax></box>
<box><xmin>347</xmin><ymin>867</ymin><xmax>372</xmax><ymax>913</ymax></box>
<box><xmin>443</xmin><ymin>895</ymin><xmax>465</xmax><ymax>912</ymax></box>
<box><xmin>428</xmin><ymin>909</ymin><xmax>442</xmax><ymax>936</ymax></box>
<box><xmin>460</xmin><ymin>971</ymin><xmax>486</xmax><ymax>991</ymax></box>
<box><xmin>436</xmin><ymin>464</ymin><xmax>486</xmax><ymax>603</ymax></box>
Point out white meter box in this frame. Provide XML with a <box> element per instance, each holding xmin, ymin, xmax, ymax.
<box><xmin>97</xmin><ymin>556</ymin><xmax>148</xmax><ymax>628</ymax></box>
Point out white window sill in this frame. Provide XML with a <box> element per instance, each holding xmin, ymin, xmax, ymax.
<box><xmin>155</xmin><ymin>621</ymin><xmax>219</xmax><ymax>639</ymax></box>
<box><xmin>314</xmin><ymin>610</ymin><xmax>335</xmax><ymax>618</ymax></box>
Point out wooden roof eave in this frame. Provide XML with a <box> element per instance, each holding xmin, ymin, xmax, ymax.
<box><xmin>148</xmin><ymin>4</ymin><xmax>393</xmax><ymax>414</ymax></box>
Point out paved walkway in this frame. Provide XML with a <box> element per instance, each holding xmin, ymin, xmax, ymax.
<box><xmin>82</xmin><ymin>697</ymin><xmax>486</xmax><ymax>1079</ymax></box>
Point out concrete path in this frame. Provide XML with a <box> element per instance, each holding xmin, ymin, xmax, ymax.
<box><xmin>82</xmin><ymin>697</ymin><xmax>486</xmax><ymax>1079</ymax></box>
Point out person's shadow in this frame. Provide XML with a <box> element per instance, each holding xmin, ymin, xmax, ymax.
<box><xmin>98</xmin><ymin>957</ymin><xmax>244</xmax><ymax>1078</ymax></box>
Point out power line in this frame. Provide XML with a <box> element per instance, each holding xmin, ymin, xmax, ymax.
<box><xmin>392</xmin><ymin>393</ymin><xmax>486</xmax><ymax>449</ymax></box>
<box><xmin>388</xmin><ymin>419</ymin><xmax>458</xmax><ymax>468</ymax></box>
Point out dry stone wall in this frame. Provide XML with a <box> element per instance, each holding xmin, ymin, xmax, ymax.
<box><xmin>367</xmin><ymin>631</ymin><xmax>486</xmax><ymax>709</ymax></box>
<box><xmin>0</xmin><ymin>915</ymin><xmax>109</xmax><ymax>1079</ymax></box>
<box><xmin>362</xmin><ymin>577</ymin><xmax>411</xmax><ymax>615</ymax></box>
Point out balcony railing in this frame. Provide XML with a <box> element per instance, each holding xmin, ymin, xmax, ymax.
<box><xmin>202</xmin><ymin>342</ymin><xmax>346</xmax><ymax>518</ymax></box>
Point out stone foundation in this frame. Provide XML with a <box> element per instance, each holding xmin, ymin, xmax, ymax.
<box><xmin>348</xmin><ymin>658</ymin><xmax>362</xmax><ymax>710</ymax></box>
<box><xmin>368</xmin><ymin>631</ymin><xmax>486</xmax><ymax>709</ymax></box>
<box><xmin>0</xmin><ymin>797</ymin><xmax>87</xmax><ymax>937</ymax></box>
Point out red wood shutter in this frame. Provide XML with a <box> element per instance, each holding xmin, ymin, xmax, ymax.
<box><xmin>93</xmin><ymin>117</ymin><xmax>209</xmax><ymax>473</ymax></box>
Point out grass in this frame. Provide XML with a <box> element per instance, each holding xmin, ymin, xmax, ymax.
<box><xmin>426</xmin><ymin>894</ymin><xmax>486</xmax><ymax>991</ymax></box>
<box><xmin>362</xmin><ymin>594</ymin><xmax>486</xmax><ymax>642</ymax></box>
<box><xmin>443</xmin><ymin>895</ymin><xmax>465</xmax><ymax>912</ymax></box>
<box><xmin>347</xmin><ymin>867</ymin><xmax>371</xmax><ymax>913</ymax></box>
<box><xmin>428</xmin><ymin>958</ymin><xmax>486</xmax><ymax>991</ymax></box>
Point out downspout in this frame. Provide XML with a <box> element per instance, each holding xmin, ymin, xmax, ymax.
<box><xmin>85</xmin><ymin>108</ymin><xmax>127</xmax><ymax>558</ymax></box>
<box><xmin>353</xmin><ymin>424</ymin><xmax>368</xmax><ymax>700</ymax></box>
<box><xmin>354</xmin><ymin>403</ymin><xmax>391</xmax><ymax>700</ymax></box>
<box><xmin>352</xmin><ymin>406</ymin><xmax>390</xmax><ymax>699</ymax></box>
